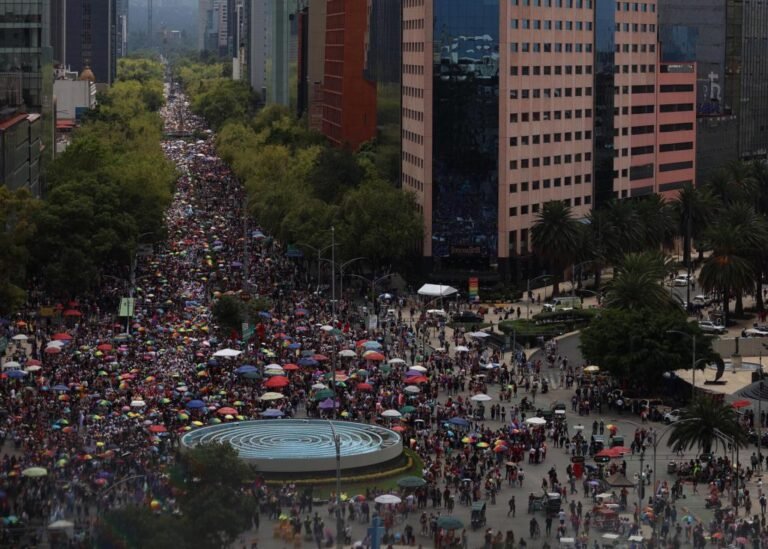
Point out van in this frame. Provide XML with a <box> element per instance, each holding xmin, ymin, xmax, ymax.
<box><xmin>543</xmin><ymin>296</ymin><xmax>582</xmax><ymax>312</ymax></box>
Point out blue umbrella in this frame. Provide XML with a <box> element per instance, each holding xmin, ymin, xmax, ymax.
<box><xmin>295</xmin><ymin>308</ymin><xmax>309</xmax><ymax>315</ymax></box>
<box><xmin>7</xmin><ymin>370</ymin><xmax>26</xmax><ymax>379</ymax></box>
<box><xmin>258</xmin><ymin>311</ymin><xmax>271</xmax><ymax>319</ymax></box>
<box><xmin>287</xmin><ymin>342</ymin><xmax>301</xmax><ymax>350</ymax></box>
<box><xmin>235</xmin><ymin>365</ymin><xmax>258</xmax><ymax>374</ymax></box>
<box><xmin>52</xmin><ymin>384</ymin><xmax>69</xmax><ymax>392</ymax></box>
<box><xmin>261</xmin><ymin>409</ymin><xmax>284</xmax><ymax>418</ymax></box>
<box><xmin>298</xmin><ymin>357</ymin><xmax>318</xmax><ymax>367</ymax></box>
<box><xmin>186</xmin><ymin>400</ymin><xmax>205</xmax><ymax>409</ymax></box>
<box><xmin>363</xmin><ymin>341</ymin><xmax>382</xmax><ymax>350</ymax></box>
<box><xmin>448</xmin><ymin>417</ymin><xmax>470</xmax><ymax>427</ymax></box>
<box><xmin>207</xmin><ymin>359</ymin><xmax>219</xmax><ymax>367</ymax></box>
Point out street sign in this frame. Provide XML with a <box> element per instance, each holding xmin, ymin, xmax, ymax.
<box><xmin>118</xmin><ymin>298</ymin><xmax>135</xmax><ymax>317</ymax></box>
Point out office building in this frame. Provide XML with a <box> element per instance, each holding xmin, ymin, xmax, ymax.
<box><xmin>59</xmin><ymin>0</ymin><xmax>119</xmax><ymax>85</ymax></box>
<box><xmin>320</xmin><ymin>0</ymin><xmax>376</xmax><ymax>149</ymax></box>
<box><xmin>0</xmin><ymin>0</ymin><xmax>52</xmax><ymax>186</ymax></box>
<box><xmin>305</xmin><ymin>0</ymin><xmax>326</xmax><ymax>129</ymax></box>
<box><xmin>402</xmin><ymin>0</ymin><xmax>696</xmax><ymax>279</ymax></box>
<box><xmin>116</xmin><ymin>0</ymin><xmax>129</xmax><ymax>58</ymax></box>
<box><xmin>659</xmin><ymin>0</ymin><xmax>768</xmax><ymax>182</ymax></box>
<box><xmin>0</xmin><ymin>112</ymin><xmax>42</xmax><ymax>193</ymax></box>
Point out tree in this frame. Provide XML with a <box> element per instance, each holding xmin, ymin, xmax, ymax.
<box><xmin>580</xmin><ymin>307</ymin><xmax>716</xmax><ymax>392</ymax></box>
<box><xmin>531</xmin><ymin>201</ymin><xmax>580</xmax><ymax>296</ymax></box>
<box><xmin>307</xmin><ymin>147</ymin><xmax>366</xmax><ymax>203</ymax></box>
<box><xmin>211</xmin><ymin>295</ymin><xmax>245</xmax><ymax>335</ymax></box>
<box><xmin>668</xmin><ymin>397</ymin><xmax>748</xmax><ymax>454</ymax></box>
<box><xmin>671</xmin><ymin>183</ymin><xmax>716</xmax><ymax>267</ymax></box>
<box><xmin>0</xmin><ymin>187</ymin><xmax>39</xmax><ymax>315</ymax></box>
<box><xmin>191</xmin><ymin>79</ymin><xmax>258</xmax><ymax>130</ymax></box>
<box><xmin>602</xmin><ymin>251</ymin><xmax>677</xmax><ymax>311</ymax></box>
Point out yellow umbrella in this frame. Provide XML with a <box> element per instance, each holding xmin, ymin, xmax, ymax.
<box><xmin>22</xmin><ymin>467</ymin><xmax>48</xmax><ymax>477</ymax></box>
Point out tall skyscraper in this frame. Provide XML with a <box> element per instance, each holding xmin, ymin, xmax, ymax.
<box><xmin>659</xmin><ymin>0</ymin><xmax>768</xmax><ymax>182</ymax></box>
<box><xmin>60</xmin><ymin>0</ymin><xmax>119</xmax><ymax>85</ymax></box>
<box><xmin>402</xmin><ymin>0</ymin><xmax>696</xmax><ymax>279</ymax></box>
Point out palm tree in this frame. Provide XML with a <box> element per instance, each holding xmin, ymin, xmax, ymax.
<box><xmin>698</xmin><ymin>223</ymin><xmax>755</xmax><ymax>325</ymax></box>
<box><xmin>671</xmin><ymin>183</ymin><xmax>716</xmax><ymax>267</ymax></box>
<box><xmin>602</xmin><ymin>251</ymin><xmax>677</xmax><ymax>310</ymax></box>
<box><xmin>634</xmin><ymin>194</ymin><xmax>676</xmax><ymax>251</ymax></box>
<box><xmin>668</xmin><ymin>398</ymin><xmax>748</xmax><ymax>454</ymax></box>
<box><xmin>531</xmin><ymin>201</ymin><xmax>580</xmax><ymax>296</ymax></box>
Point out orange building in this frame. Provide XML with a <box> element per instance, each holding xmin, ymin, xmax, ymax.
<box><xmin>321</xmin><ymin>0</ymin><xmax>377</xmax><ymax>149</ymax></box>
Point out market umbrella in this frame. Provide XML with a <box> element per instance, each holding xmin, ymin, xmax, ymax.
<box><xmin>21</xmin><ymin>467</ymin><xmax>48</xmax><ymax>478</ymax></box>
<box><xmin>374</xmin><ymin>494</ymin><xmax>401</xmax><ymax>504</ymax></box>
<box><xmin>606</xmin><ymin>472</ymin><xmax>635</xmax><ymax>488</ymax></box>
<box><xmin>397</xmin><ymin>476</ymin><xmax>426</xmax><ymax>488</ymax></box>
<box><xmin>213</xmin><ymin>348</ymin><xmax>242</xmax><ymax>358</ymax></box>
<box><xmin>436</xmin><ymin>516</ymin><xmax>464</xmax><ymax>530</ymax></box>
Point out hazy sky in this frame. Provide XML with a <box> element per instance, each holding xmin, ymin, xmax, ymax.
<box><xmin>129</xmin><ymin>0</ymin><xmax>199</xmax><ymax>34</ymax></box>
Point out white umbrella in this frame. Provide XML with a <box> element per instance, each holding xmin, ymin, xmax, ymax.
<box><xmin>213</xmin><ymin>348</ymin><xmax>242</xmax><ymax>358</ymax></box>
<box><xmin>11</xmin><ymin>334</ymin><xmax>28</xmax><ymax>341</ymax></box>
<box><xmin>375</xmin><ymin>494</ymin><xmax>402</xmax><ymax>504</ymax></box>
<box><xmin>470</xmin><ymin>393</ymin><xmax>492</xmax><ymax>402</ymax></box>
<box><xmin>320</xmin><ymin>325</ymin><xmax>334</xmax><ymax>332</ymax></box>
<box><xmin>584</xmin><ymin>365</ymin><xmax>600</xmax><ymax>373</ymax></box>
<box><xmin>382</xmin><ymin>409</ymin><xmax>402</xmax><ymax>418</ymax></box>
<box><xmin>404</xmin><ymin>385</ymin><xmax>420</xmax><ymax>394</ymax></box>
<box><xmin>46</xmin><ymin>340</ymin><xmax>65</xmax><ymax>348</ymax></box>
<box><xmin>468</xmin><ymin>331</ymin><xmax>490</xmax><ymax>339</ymax></box>
<box><xmin>526</xmin><ymin>417</ymin><xmax>547</xmax><ymax>426</ymax></box>
<box><xmin>455</xmin><ymin>345</ymin><xmax>470</xmax><ymax>352</ymax></box>
<box><xmin>388</xmin><ymin>358</ymin><xmax>406</xmax><ymax>364</ymax></box>
<box><xmin>410</xmin><ymin>365</ymin><xmax>427</xmax><ymax>372</ymax></box>
<box><xmin>312</xmin><ymin>383</ymin><xmax>327</xmax><ymax>390</ymax></box>
<box><xmin>130</xmin><ymin>400</ymin><xmax>147</xmax><ymax>408</ymax></box>
<box><xmin>339</xmin><ymin>349</ymin><xmax>356</xmax><ymax>358</ymax></box>
<box><xmin>2</xmin><ymin>361</ymin><xmax>20</xmax><ymax>369</ymax></box>
<box><xmin>48</xmin><ymin>520</ymin><xmax>74</xmax><ymax>530</ymax></box>
<box><xmin>25</xmin><ymin>365</ymin><xmax>42</xmax><ymax>372</ymax></box>
<box><xmin>260</xmin><ymin>392</ymin><xmax>285</xmax><ymax>401</ymax></box>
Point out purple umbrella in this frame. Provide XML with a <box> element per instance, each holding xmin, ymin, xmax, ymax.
<box><xmin>261</xmin><ymin>409</ymin><xmax>284</xmax><ymax>418</ymax></box>
<box><xmin>319</xmin><ymin>398</ymin><xmax>339</xmax><ymax>410</ymax></box>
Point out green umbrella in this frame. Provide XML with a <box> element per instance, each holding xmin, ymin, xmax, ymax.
<box><xmin>21</xmin><ymin>467</ymin><xmax>48</xmax><ymax>478</ymax></box>
<box><xmin>314</xmin><ymin>389</ymin><xmax>335</xmax><ymax>401</ymax></box>
<box><xmin>399</xmin><ymin>405</ymin><xmax>417</xmax><ymax>414</ymax></box>
<box><xmin>397</xmin><ymin>476</ymin><xmax>426</xmax><ymax>488</ymax></box>
<box><xmin>436</xmin><ymin>516</ymin><xmax>464</xmax><ymax>530</ymax></box>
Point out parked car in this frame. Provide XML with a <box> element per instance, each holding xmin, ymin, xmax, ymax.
<box><xmin>452</xmin><ymin>311</ymin><xmax>484</xmax><ymax>324</ymax></box>
<box><xmin>664</xmin><ymin>409</ymin><xmax>682</xmax><ymax>424</ymax></box>
<box><xmin>692</xmin><ymin>294</ymin><xmax>714</xmax><ymax>307</ymax></box>
<box><xmin>673</xmin><ymin>274</ymin><xmax>693</xmax><ymax>287</ymax></box>
<box><xmin>744</xmin><ymin>327</ymin><xmax>768</xmax><ymax>337</ymax></box>
<box><xmin>542</xmin><ymin>296</ymin><xmax>583</xmax><ymax>312</ymax></box>
<box><xmin>699</xmin><ymin>320</ymin><xmax>726</xmax><ymax>335</ymax></box>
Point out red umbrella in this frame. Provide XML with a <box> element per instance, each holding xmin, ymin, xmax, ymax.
<box><xmin>732</xmin><ymin>399</ymin><xmax>751</xmax><ymax>409</ymax></box>
<box><xmin>63</xmin><ymin>310</ymin><xmax>82</xmax><ymax>317</ymax></box>
<box><xmin>52</xmin><ymin>333</ymin><xmax>72</xmax><ymax>341</ymax></box>
<box><xmin>283</xmin><ymin>363</ymin><xmax>299</xmax><ymax>371</ymax></box>
<box><xmin>44</xmin><ymin>347</ymin><xmax>61</xmax><ymax>354</ymax></box>
<box><xmin>97</xmin><ymin>343</ymin><xmax>113</xmax><ymax>352</ymax></box>
<box><xmin>26</xmin><ymin>359</ymin><xmax>41</xmax><ymax>366</ymax></box>
<box><xmin>356</xmin><ymin>383</ymin><xmax>373</xmax><ymax>391</ymax></box>
<box><xmin>405</xmin><ymin>376</ymin><xmax>429</xmax><ymax>384</ymax></box>
<box><xmin>148</xmin><ymin>425</ymin><xmax>167</xmax><ymax>433</ymax></box>
<box><xmin>313</xmin><ymin>354</ymin><xmax>329</xmax><ymax>362</ymax></box>
<box><xmin>392</xmin><ymin>425</ymin><xmax>407</xmax><ymax>432</ymax></box>
<box><xmin>365</xmin><ymin>352</ymin><xmax>385</xmax><ymax>361</ymax></box>
<box><xmin>216</xmin><ymin>407</ymin><xmax>238</xmax><ymax>415</ymax></box>
<box><xmin>264</xmin><ymin>376</ymin><xmax>289</xmax><ymax>388</ymax></box>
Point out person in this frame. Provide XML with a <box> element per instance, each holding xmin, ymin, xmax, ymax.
<box><xmin>507</xmin><ymin>496</ymin><xmax>516</xmax><ymax>517</ymax></box>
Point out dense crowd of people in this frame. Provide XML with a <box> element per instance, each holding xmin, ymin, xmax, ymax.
<box><xmin>2</xmin><ymin>85</ymin><xmax>768</xmax><ymax>549</ymax></box>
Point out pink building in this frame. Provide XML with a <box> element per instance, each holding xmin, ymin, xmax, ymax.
<box><xmin>401</xmin><ymin>0</ymin><xmax>696</xmax><ymax>278</ymax></box>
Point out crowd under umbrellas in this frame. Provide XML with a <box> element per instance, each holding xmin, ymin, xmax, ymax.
<box><xmin>0</xmin><ymin>88</ymin><xmax>723</xmax><ymax>549</ymax></box>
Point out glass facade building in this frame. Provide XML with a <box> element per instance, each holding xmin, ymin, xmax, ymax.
<box><xmin>431</xmin><ymin>0</ymin><xmax>499</xmax><ymax>270</ymax></box>
<box><xmin>592</xmin><ymin>0</ymin><xmax>615</xmax><ymax>206</ymax></box>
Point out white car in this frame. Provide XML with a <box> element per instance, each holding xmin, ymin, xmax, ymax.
<box><xmin>745</xmin><ymin>327</ymin><xmax>768</xmax><ymax>337</ymax></box>
<box><xmin>426</xmin><ymin>309</ymin><xmax>447</xmax><ymax>318</ymax></box>
<box><xmin>673</xmin><ymin>274</ymin><xmax>693</xmax><ymax>287</ymax></box>
<box><xmin>698</xmin><ymin>321</ymin><xmax>726</xmax><ymax>335</ymax></box>
<box><xmin>664</xmin><ymin>409</ymin><xmax>682</xmax><ymax>424</ymax></box>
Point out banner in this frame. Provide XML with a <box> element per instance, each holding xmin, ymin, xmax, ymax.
<box><xmin>468</xmin><ymin>277</ymin><xmax>479</xmax><ymax>303</ymax></box>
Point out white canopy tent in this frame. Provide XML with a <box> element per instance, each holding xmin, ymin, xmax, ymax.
<box><xmin>417</xmin><ymin>284</ymin><xmax>458</xmax><ymax>297</ymax></box>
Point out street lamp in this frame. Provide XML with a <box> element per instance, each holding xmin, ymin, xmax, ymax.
<box><xmin>666</xmin><ymin>330</ymin><xmax>697</xmax><ymax>400</ymax></box>
<box><xmin>327</xmin><ymin>420</ymin><xmax>344</xmax><ymax>549</ymax></box>
<box><xmin>526</xmin><ymin>274</ymin><xmax>551</xmax><ymax>319</ymax></box>
<box><xmin>347</xmin><ymin>273</ymin><xmax>397</xmax><ymax>319</ymax></box>
<box><xmin>320</xmin><ymin>256</ymin><xmax>366</xmax><ymax>311</ymax></box>
<box><xmin>297</xmin><ymin>240</ymin><xmax>338</xmax><ymax>292</ymax></box>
